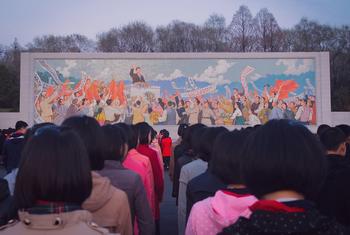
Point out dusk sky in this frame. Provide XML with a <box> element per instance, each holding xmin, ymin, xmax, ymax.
<box><xmin>1</xmin><ymin>0</ymin><xmax>349</xmax><ymax>46</ymax></box>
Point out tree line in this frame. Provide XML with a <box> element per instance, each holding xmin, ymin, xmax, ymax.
<box><xmin>0</xmin><ymin>5</ymin><xmax>349</xmax><ymax>112</ymax></box>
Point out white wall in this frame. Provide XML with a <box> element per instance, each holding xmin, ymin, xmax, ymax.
<box><xmin>0</xmin><ymin>52</ymin><xmax>348</xmax><ymax>136</ymax></box>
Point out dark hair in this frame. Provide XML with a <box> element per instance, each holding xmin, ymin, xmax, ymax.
<box><xmin>24</xmin><ymin>122</ymin><xmax>55</xmax><ymax>145</ymax></box>
<box><xmin>106</xmin><ymin>99</ymin><xmax>112</xmax><ymax>106</ymax></box>
<box><xmin>62</xmin><ymin>116</ymin><xmax>105</xmax><ymax>171</ymax></box>
<box><xmin>101</xmin><ymin>125</ymin><xmax>127</xmax><ymax>161</ymax></box>
<box><xmin>15</xmin><ymin>125</ymin><xmax>92</xmax><ymax>209</ymax></box>
<box><xmin>336</xmin><ymin>124</ymin><xmax>350</xmax><ymax>137</ymax></box>
<box><xmin>210</xmin><ymin>130</ymin><xmax>250</xmax><ymax>185</ymax></box>
<box><xmin>181</xmin><ymin>123</ymin><xmax>206</xmax><ymax>151</ymax></box>
<box><xmin>177</xmin><ymin>124</ymin><xmax>188</xmax><ymax>137</ymax></box>
<box><xmin>15</xmin><ymin>121</ymin><xmax>28</xmax><ymax>131</ymax></box>
<box><xmin>241</xmin><ymin>119</ymin><xmax>326</xmax><ymax>199</ymax></box>
<box><xmin>191</xmin><ymin>127</ymin><xmax>207</xmax><ymax>158</ymax></box>
<box><xmin>317</xmin><ymin>124</ymin><xmax>331</xmax><ymax>137</ymax></box>
<box><xmin>199</xmin><ymin>127</ymin><xmax>228</xmax><ymax>162</ymax></box>
<box><xmin>115</xmin><ymin>123</ymin><xmax>138</xmax><ymax>150</ymax></box>
<box><xmin>160</xmin><ymin>129</ymin><xmax>169</xmax><ymax>138</ymax></box>
<box><xmin>134</xmin><ymin>122</ymin><xmax>151</xmax><ymax>145</ymax></box>
<box><xmin>320</xmin><ymin>127</ymin><xmax>346</xmax><ymax>151</ymax></box>
<box><xmin>151</xmin><ymin>128</ymin><xmax>157</xmax><ymax>141</ymax></box>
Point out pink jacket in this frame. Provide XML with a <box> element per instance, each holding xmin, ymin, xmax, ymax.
<box><xmin>185</xmin><ymin>190</ymin><xmax>257</xmax><ymax>235</ymax></box>
<box><xmin>123</xmin><ymin>149</ymin><xmax>155</xmax><ymax>218</ymax></box>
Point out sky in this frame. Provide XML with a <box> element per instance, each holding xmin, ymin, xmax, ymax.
<box><xmin>1</xmin><ymin>0</ymin><xmax>349</xmax><ymax>46</ymax></box>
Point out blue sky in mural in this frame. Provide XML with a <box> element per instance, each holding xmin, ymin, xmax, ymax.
<box><xmin>35</xmin><ymin>58</ymin><xmax>315</xmax><ymax>98</ymax></box>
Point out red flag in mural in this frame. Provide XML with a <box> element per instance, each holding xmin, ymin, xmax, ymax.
<box><xmin>270</xmin><ymin>80</ymin><xmax>299</xmax><ymax>100</ymax></box>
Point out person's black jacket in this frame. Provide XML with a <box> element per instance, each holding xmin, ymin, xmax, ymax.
<box><xmin>186</xmin><ymin>170</ymin><xmax>226</xmax><ymax>219</ymax></box>
<box><xmin>317</xmin><ymin>154</ymin><xmax>350</xmax><ymax>226</ymax></box>
<box><xmin>2</xmin><ymin>132</ymin><xmax>25</xmax><ymax>173</ymax></box>
<box><xmin>220</xmin><ymin>200</ymin><xmax>349</xmax><ymax>235</ymax></box>
<box><xmin>172</xmin><ymin>152</ymin><xmax>194</xmax><ymax>204</ymax></box>
<box><xmin>0</xmin><ymin>179</ymin><xmax>16</xmax><ymax>226</ymax></box>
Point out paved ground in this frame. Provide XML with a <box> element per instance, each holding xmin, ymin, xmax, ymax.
<box><xmin>160</xmin><ymin>171</ymin><xmax>178</xmax><ymax>235</ymax></box>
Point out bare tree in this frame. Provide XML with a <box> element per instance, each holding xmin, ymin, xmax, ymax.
<box><xmin>119</xmin><ymin>21</ymin><xmax>154</xmax><ymax>52</ymax></box>
<box><xmin>202</xmin><ymin>14</ymin><xmax>229</xmax><ymax>51</ymax></box>
<box><xmin>255</xmin><ymin>8</ymin><xmax>282</xmax><ymax>52</ymax></box>
<box><xmin>27</xmin><ymin>34</ymin><xmax>95</xmax><ymax>52</ymax></box>
<box><xmin>97</xmin><ymin>28</ymin><xmax>123</xmax><ymax>52</ymax></box>
<box><xmin>228</xmin><ymin>5</ymin><xmax>256</xmax><ymax>52</ymax></box>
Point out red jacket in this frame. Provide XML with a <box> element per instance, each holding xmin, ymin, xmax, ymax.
<box><xmin>136</xmin><ymin>144</ymin><xmax>164</xmax><ymax>219</ymax></box>
<box><xmin>161</xmin><ymin>137</ymin><xmax>172</xmax><ymax>157</ymax></box>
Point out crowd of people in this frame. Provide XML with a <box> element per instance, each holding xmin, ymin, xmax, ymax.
<box><xmin>0</xmin><ymin>118</ymin><xmax>349</xmax><ymax>235</ymax></box>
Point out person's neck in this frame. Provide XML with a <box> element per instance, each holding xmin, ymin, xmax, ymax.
<box><xmin>327</xmin><ymin>150</ymin><xmax>345</xmax><ymax>157</ymax></box>
<box><xmin>227</xmin><ymin>184</ymin><xmax>246</xmax><ymax>189</ymax></box>
<box><xmin>262</xmin><ymin>190</ymin><xmax>304</xmax><ymax>201</ymax></box>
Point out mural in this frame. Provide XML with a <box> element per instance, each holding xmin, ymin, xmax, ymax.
<box><xmin>33</xmin><ymin>58</ymin><xmax>316</xmax><ymax>126</ymax></box>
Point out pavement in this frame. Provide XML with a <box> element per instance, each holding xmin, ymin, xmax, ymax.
<box><xmin>160</xmin><ymin>171</ymin><xmax>178</xmax><ymax>235</ymax></box>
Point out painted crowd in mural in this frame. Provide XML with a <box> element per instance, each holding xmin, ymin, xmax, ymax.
<box><xmin>33</xmin><ymin>58</ymin><xmax>317</xmax><ymax>126</ymax></box>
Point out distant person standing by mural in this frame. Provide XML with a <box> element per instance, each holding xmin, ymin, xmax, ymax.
<box><xmin>160</xmin><ymin>129</ymin><xmax>172</xmax><ymax>170</ymax></box>
<box><xmin>130</xmin><ymin>65</ymin><xmax>146</xmax><ymax>84</ymax></box>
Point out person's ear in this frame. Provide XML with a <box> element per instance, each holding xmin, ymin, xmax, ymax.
<box><xmin>339</xmin><ymin>142</ymin><xmax>347</xmax><ymax>156</ymax></box>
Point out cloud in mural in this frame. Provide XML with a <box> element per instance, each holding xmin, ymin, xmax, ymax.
<box><xmin>276</xmin><ymin>59</ymin><xmax>314</xmax><ymax>75</ymax></box>
<box><xmin>57</xmin><ymin>60</ymin><xmax>77</xmax><ymax>77</ymax></box>
<box><xmin>250</xmin><ymin>73</ymin><xmax>262</xmax><ymax>81</ymax></box>
<box><xmin>154</xmin><ymin>69</ymin><xmax>184</xmax><ymax>81</ymax></box>
<box><xmin>193</xmin><ymin>59</ymin><xmax>235</xmax><ymax>85</ymax></box>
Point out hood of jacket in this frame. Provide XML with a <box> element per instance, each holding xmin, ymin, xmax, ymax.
<box><xmin>208</xmin><ymin>190</ymin><xmax>257</xmax><ymax>227</ymax></box>
<box><xmin>82</xmin><ymin>171</ymin><xmax>114</xmax><ymax>212</ymax></box>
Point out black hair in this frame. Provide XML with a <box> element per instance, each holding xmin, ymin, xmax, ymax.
<box><xmin>241</xmin><ymin>119</ymin><xmax>326</xmax><ymax>200</ymax></box>
<box><xmin>134</xmin><ymin>122</ymin><xmax>151</xmax><ymax>145</ymax></box>
<box><xmin>106</xmin><ymin>99</ymin><xmax>112</xmax><ymax>106</ymax></box>
<box><xmin>336</xmin><ymin>124</ymin><xmax>350</xmax><ymax>138</ymax></box>
<box><xmin>320</xmin><ymin>127</ymin><xmax>347</xmax><ymax>151</ymax></box>
<box><xmin>191</xmin><ymin>127</ymin><xmax>207</xmax><ymax>158</ymax></box>
<box><xmin>115</xmin><ymin>123</ymin><xmax>138</xmax><ymax>150</ymax></box>
<box><xmin>160</xmin><ymin>129</ymin><xmax>170</xmax><ymax>138</ymax></box>
<box><xmin>199</xmin><ymin>127</ymin><xmax>228</xmax><ymax>162</ymax></box>
<box><xmin>101</xmin><ymin>125</ymin><xmax>127</xmax><ymax>161</ymax></box>
<box><xmin>210</xmin><ymin>129</ymin><xmax>250</xmax><ymax>185</ymax></box>
<box><xmin>151</xmin><ymin>128</ymin><xmax>157</xmax><ymax>141</ymax></box>
<box><xmin>177</xmin><ymin>124</ymin><xmax>188</xmax><ymax>138</ymax></box>
<box><xmin>15</xmin><ymin>125</ymin><xmax>92</xmax><ymax>209</ymax></box>
<box><xmin>15</xmin><ymin>121</ymin><xmax>28</xmax><ymax>131</ymax></box>
<box><xmin>317</xmin><ymin>124</ymin><xmax>331</xmax><ymax>137</ymax></box>
<box><xmin>24</xmin><ymin>122</ymin><xmax>55</xmax><ymax>145</ymax></box>
<box><xmin>181</xmin><ymin>123</ymin><xmax>206</xmax><ymax>151</ymax></box>
<box><xmin>62</xmin><ymin>116</ymin><xmax>105</xmax><ymax>171</ymax></box>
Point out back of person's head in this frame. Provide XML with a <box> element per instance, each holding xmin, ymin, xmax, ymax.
<box><xmin>181</xmin><ymin>123</ymin><xmax>206</xmax><ymax>150</ymax></box>
<box><xmin>24</xmin><ymin>122</ymin><xmax>55</xmax><ymax>144</ymax></box>
<box><xmin>161</xmin><ymin>129</ymin><xmax>170</xmax><ymax>138</ymax></box>
<box><xmin>317</xmin><ymin>124</ymin><xmax>331</xmax><ymax>137</ymax></box>
<box><xmin>320</xmin><ymin>127</ymin><xmax>347</xmax><ymax>152</ymax></box>
<box><xmin>134</xmin><ymin>122</ymin><xmax>151</xmax><ymax>145</ymax></box>
<box><xmin>177</xmin><ymin>124</ymin><xmax>188</xmax><ymax>138</ymax></box>
<box><xmin>15</xmin><ymin>125</ymin><xmax>92</xmax><ymax>209</ymax></box>
<box><xmin>199</xmin><ymin>127</ymin><xmax>228</xmax><ymax>162</ymax></box>
<box><xmin>15</xmin><ymin>121</ymin><xmax>28</xmax><ymax>131</ymax></box>
<box><xmin>191</xmin><ymin>127</ymin><xmax>207</xmax><ymax>158</ymax></box>
<box><xmin>210</xmin><ymin>129</ymin><xmax>251</xmax><ymax>185</ymax></box>
<box><xmin>150</xmin><ymin>128</ymin><xmax>157</xmax><ymax>142</ymax></box>
<box><xmin>101</xmin><ymin>125</ymin><xmax>127</xmax><ymax>161</ymax></box>
<box><xmin>336</xmin><ymin>124</ymin><xmax>350</xmax><ymax>139</ymax></box>
<box><xmin>62</xmin><ymin>115</ymin><xmax>105</xmax><ymax>171</ymax></box>
<box><xmin>241</xmin><ymin>119</ymin><xmax>326</xmax><ymax>200</ymax></box>
<box><xmin>116</xmin><ymin>123</ymin><xmax>138</xmax><ymax>150</ymax></box>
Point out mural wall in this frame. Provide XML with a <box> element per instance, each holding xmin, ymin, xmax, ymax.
<box><xmin>34</xmin><ymin>58</ymin><xmax>316</xmax><ymax>126</ymax></box>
